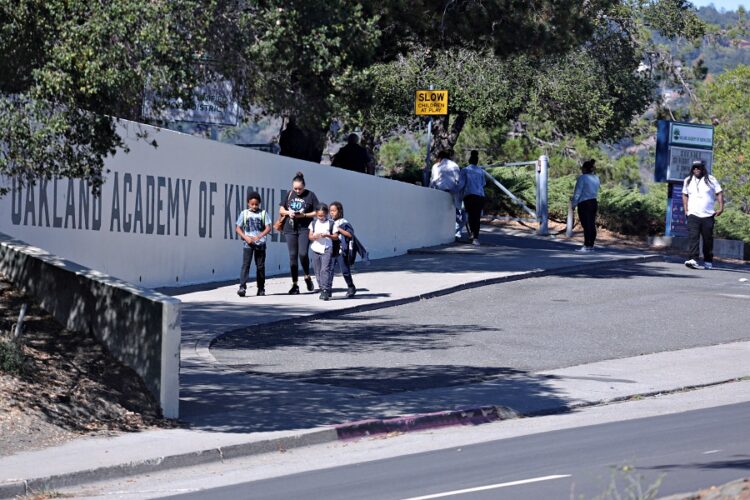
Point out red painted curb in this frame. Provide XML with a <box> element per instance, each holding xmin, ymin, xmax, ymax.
<box><xmin>335</xmin><ymin>405</ymin><xmax>519</xmax><ymax>440</ymax></box>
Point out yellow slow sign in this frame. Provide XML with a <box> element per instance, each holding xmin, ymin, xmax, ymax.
<box><xmin>415</xmin><ymin>90</ymin><xmax>448</xmax><ymax>115</ymax></box>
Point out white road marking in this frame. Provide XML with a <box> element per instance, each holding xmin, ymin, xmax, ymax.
<box><xmin>703</xmin><ymin>449</ymin><xmax>722</xmax><ymax>454</ymax></box>
<box><xmin>718</xmin><ymin>294</ymin><xmax>750</xmax><ymax>300</ymax></box>
<box><xmin>401</xmin><ymin>474</ymin><xmax>572</xmax><ymax>500</ymax></box>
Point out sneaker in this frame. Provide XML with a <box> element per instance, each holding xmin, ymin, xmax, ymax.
<box><xmin>472</xmin><ymin>239</ymin><xmax>481</xmax><ymax>247</ymax></box>
<box><xmin>237</xmin><ymin>287</ymin><xmax>246</xmax><ymax>297</ymax></box>
<box><xmin>257</xmin><ymin>288</ymin><xmax>266</xmax><ymax>296</ymax></box>
<box><xmin>684</xmin><ymin>259</ymin><xmax>701</xmax><ymax>269</ymax></box>
<box><xmin>346</xmin><ymin>286</ymin><xmax>357</xmax><ymax>298</ymax></box>
<box><xmin>321</xmin><ymin>290</ymin><xmax>330</xmax><ymax>301</ymax></box>
<box><xmin>704</xmin><ymin>262</ymin><xmax>713</xmax><ymax>270</ymax></box>
<box><xmin>304</xmin><ymin>276</ymin><xmax>314</xmax><ymax>292</ymax></box>
<box><xmin>288</xmin><ymin>283</ymin><xmax>300</xmax><ymax>295</ymax></box>
<box><xmin>574</xmin><ymin>246</ymin><xmax>591</xmax><ymax>253</ymax></box>
<box><xmin>455</xmin><ymin>231</ymin><xmax>462</xmax><ymax>239</ymax></box>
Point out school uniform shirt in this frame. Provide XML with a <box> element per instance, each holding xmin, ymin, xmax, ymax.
<box><xmin>282</xmin><ymin>189</ymin><xmax>319</xmax><ymax>232</ymax></box>
<box><xmin>683</xmin><ymin>174</ymin><xmax>722</xmax><ymax>217</ymax></box>
<box><xmin>235</xmin><ymin>209</ymin><xmax>271</xmax><ymax>248</ymax></box>
<box><xmin>309</xmin><ymin>218</ymin><xmax>334</xmax><ymax>254</ymax></box>
<box><xmin>572</xmin><ymin>174</ymin><xmax>600</xmax><ymax>206</ymax></box>
<box><xmin>459</xmin><ymin>164</ymin><xmax>486</xmax><ymax>198</ymax></box>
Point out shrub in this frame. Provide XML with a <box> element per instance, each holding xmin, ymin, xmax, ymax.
<box><xmin>598</xmin><ymin>185</ymin><xmax>666</xmax><ymax>236</ymax></box>
<box><xmin>482</xmin><ymin>167</ymin><xmax>668</xmax><ymax>237</ymax></box>
<box><xmin>715</xmin><ymin>207</ymin><xmax>750</xmax><ymax>244</ymax></box>
<box><xmin>0</xmin><ymin>336</ymin><xmax>24</xmax><ymax>374</ymax></box>
<box><xmin>378</xmin><ymin>137</ymin><xmax>424</xmax><ymax>184</ymax></box>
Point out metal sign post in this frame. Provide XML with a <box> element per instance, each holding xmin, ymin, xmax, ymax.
<box><xmin>536</xmin><ymin>155</ymin><xmax>549</xmax><ymax>236</ymax></box>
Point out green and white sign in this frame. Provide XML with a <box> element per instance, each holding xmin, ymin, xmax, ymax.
<box><xmin>669</xmin><ymin>122</ymin><xmax>713</xmax><ymax>148</ymax></box>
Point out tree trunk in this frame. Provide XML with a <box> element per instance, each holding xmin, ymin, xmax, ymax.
<box><xmin>429</xmin><ymin>112</ymin><xmax>467</xmax><ymax>163</ymax></box>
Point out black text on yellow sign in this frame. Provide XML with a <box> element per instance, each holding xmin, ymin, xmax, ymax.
<box><xmin>415</xmin><ymin>90</ymin><xmax>449</xmax><ymax>115</ymax></box>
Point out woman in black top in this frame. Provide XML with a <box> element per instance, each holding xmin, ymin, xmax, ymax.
<box><xmin>278</xmin><ymin>171</ymin><xmax>319</xmax><ymax>294</ymax></box>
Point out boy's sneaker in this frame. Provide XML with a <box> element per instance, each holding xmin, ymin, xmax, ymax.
<box><xmin>304</xmin><ymin>276</ymin><xmax>314</xmax><ymax>292</ymax></box>
<box><xmin>237</xmin><ymin>287</ymin><xmax>246</xmax><ymax>297</ymax></box>
<box><xmin>321</xmin><ymin>290</ymin><xmax>330</xmax><ymax>301</ymax></box>
<box><xmin>288</xmin><ymin>284</ymin><xmax>300</xmax><ymax>295</ymax></box>
<box><xmin>704</xmin><ymin>262</ymin><xmax>713</xmax><ymax>270</ymax></box>
<box><xmin>575</xmin><ymin>246</ymin><xmax>591</xmax><ymax>253</ymax></box>
<box><xmin>346</xmin><ymin>286</ymin><xmax>356</xmax><ymax>298</ymax></box>
<box><xmin>257</xmin><ymin>288</ymin><xmax>266</xmax><ymax>296</ymax></box>
<box><xmin>472</xmin><ymin>239</ymin><xmax>481</xmax><ymax>246</ymax></box>
<box><xmin>684</xmin><ymin>259</ymin><xmax>701</xmax><ymax>269</ymax></box>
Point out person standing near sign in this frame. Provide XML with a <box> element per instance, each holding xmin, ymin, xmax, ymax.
<box><xmin>682</xmin><ymin>160</ymin><xmax>724</xmax><ymax>270</ymax></box>
<box><xmin>572</xmin><ymin>159</ymin><xmax>600</xmax><ymax>252</ymax></box>
<box><xmin>279</xmin><ymin>172</ymin><xmax>319</xmax><ymax>294</ymax></box>
<box><xmin>430</xmin><ymin>149</ymin><xmax>463</xmax><ymax>239</ymax></box>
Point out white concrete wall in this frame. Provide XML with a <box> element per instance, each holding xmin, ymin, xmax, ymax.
<box><xmin>1</xmin><ymin>121</ymin><xmax>454</xmax><ymax>288</ymax></box>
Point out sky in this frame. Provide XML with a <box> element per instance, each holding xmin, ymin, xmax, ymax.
<box><xmin>691</xmin><ymin>0</ymin><xmax>748</xmax><ymax>10</ymax></box>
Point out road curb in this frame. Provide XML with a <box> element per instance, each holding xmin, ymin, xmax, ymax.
<box><xmin>0</xmin><ymin>429</ymin><xmax>338</xmax><ymax>498</ymax></box>
<box><xmin>335</xmin><ymin>405</ymin><xmax>521</xmax><ymax>440</ymax></box>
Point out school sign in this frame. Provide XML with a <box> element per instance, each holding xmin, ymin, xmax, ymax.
<box><xmin>654</xmin><ymin>120</ymin><xmax>714</xmax><ymax>237</ymax></box>
<box><xmin>655</xmin><ymin>120</ymin><xmax>714</xmax><ymax>182</ymax></box>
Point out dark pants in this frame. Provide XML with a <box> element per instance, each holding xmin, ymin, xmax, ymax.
<box><xmin>284</xmin><ymin>230</ymin><xmax>310</xmax><ymax>282</ymax></box>
<box><xmin>311</xmin><ymin>248</ymin><xmax>334</xmax><ymax>293</ymax></box>
<box><xmin>463</xmin><ymin>195</ymin><xmax>484</xmax><ymax>240</ymax></box>
<box><xmin>333</xmin><ymin>253</ymin><xmax>355</xmax><ymax>288</ymax></box>
<box><xmin>687</xmin><ymin>214</ymin><xmax>715</xmax><ymax>263</ymax></box>
<box><xmin>239</xmin><ymin>245</ymin><xmax>266</xmax><ymax>290</ymax></box>
<box><xmin>577</xmin><ymin>199</ymin><xmax>598</xmax><ymax>248</ymax></box>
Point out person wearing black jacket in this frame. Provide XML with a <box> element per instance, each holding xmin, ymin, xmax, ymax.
<box><xmin>331</xmin><ymin>133</ymin><xmax>372</xmax><ymax>174</ymax></box>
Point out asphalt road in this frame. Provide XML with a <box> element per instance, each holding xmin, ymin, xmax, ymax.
<box><xmin>162</xmin><ymin>401</ymin><xmax>750</xmax><ymax>500</ymax></box>
<box><xmin>211</xmin><ymin>261</ymin><xmax>750</xmax><ymax>394</ymax></box>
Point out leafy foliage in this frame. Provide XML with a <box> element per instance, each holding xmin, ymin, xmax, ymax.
<box><xmin>694</xmin><ymin>65</ymin><xmax>750</xmax><ymax>213</ymax></box>
<box><xmin>0</xmin><ymin>0</ymin><xmax>214</xmax><ymax>195</ymax></box>
<box><xmin>378</xmin><ymin>136</ymin><xmax>424</xmax><ymax>184</ymax></box>
<box><xmin>715</xmin><ymin>207</ymin><xmax>750</xmax><ymax>243</ymax></box>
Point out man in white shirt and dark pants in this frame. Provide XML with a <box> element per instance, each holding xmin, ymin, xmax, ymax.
<box><xmin>682</xmin><ymin>159</ymin><xmax>724</xmax><ymax>270</ymax></box>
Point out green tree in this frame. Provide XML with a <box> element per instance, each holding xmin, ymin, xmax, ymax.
<box><xmin>694</xmin><ymin>64</ymin><xmax>750</xmax><ymax>213</ymax></box>
<box><xmin>347</xmin><ymin>0</ymin><xmax>705</xmax><ymax>161</ymax></box>
<box><xmin>0</xmin><ymin>0</ymin><xmax>214</xmax><ymax>195</ymax></box>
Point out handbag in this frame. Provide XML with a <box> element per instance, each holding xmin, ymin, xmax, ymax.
<box><xmin>273</xmin><ymin>191</ymin><xmax>294</xmax><ymax>231</ymax></box>
<box><xmin>272</xmin><ymin>214</ymin><xmax>287</xmax><ymax>232</ymax></box>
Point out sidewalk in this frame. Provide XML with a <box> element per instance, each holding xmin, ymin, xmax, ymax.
<box><xmin>2</xmin><ymin>228</ymin><xmax>749</xmax><ymax>497</ymax></box>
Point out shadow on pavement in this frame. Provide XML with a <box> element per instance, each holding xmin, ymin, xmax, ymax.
<box><xmin>178</xmin><ymin>365</ymin><xmax>570</xmax><ymax>433</ymax></box>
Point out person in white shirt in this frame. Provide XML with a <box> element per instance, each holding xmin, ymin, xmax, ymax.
<box><xmin>682</xmin><ymin>160</ymin><xmax>724</xmax><ymax>270</ymax></box>
<box><xmin>571</xmin><ymin>159</ymin><xmax>601</xmax><ymax>252</ymax></box>
<box><xmin>429</xmin><ymin>149</ymin><xmax>463</xmax><ymax>239</ymax></box>
<box><xmin>309</xmin><ymin>203</ymin><xmax>338</xmax><ymax>300</ymax></box>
